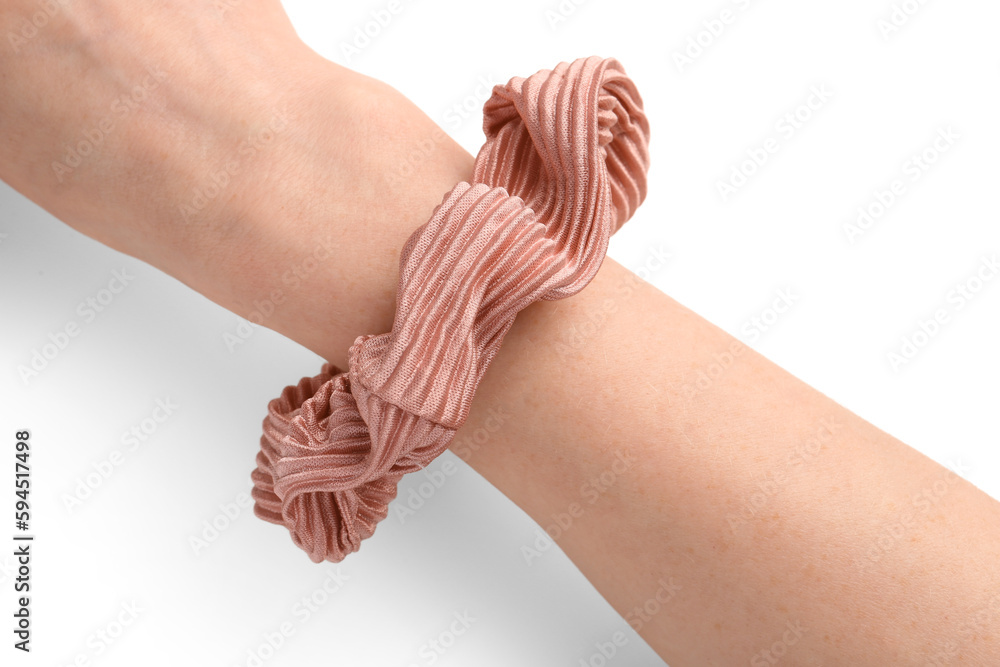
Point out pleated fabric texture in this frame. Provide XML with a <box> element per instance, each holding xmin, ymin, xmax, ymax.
<box><xmin>251</xmin><ymin>56</ymin><xmax>651</xmax><ymax>563</ymax></box>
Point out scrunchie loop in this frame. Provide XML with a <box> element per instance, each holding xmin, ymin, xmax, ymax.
<box><xmin>251</xmin><ymin>56</ymin><xmax>650</xmax><ymax>562</ymax></box>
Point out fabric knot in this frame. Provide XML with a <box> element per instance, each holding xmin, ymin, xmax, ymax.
<box><xmin>251</xmin><ymin>56</ymin><xmax>650</xmax><ymax>563</ymax></box>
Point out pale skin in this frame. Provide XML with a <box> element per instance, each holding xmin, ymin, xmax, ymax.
<box><xmin>2</xmin><ymin>3</ymin><xmax>998</xmax><ymax>665</ymax></box>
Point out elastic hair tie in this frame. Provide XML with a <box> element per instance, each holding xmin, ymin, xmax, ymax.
<box><xmin>251</xmin><ymin>56</ymin><xmax>651</xmax><ymax>562</ymax></box>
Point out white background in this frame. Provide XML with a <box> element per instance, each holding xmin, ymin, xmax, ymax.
<box><xmin>2</xmin><ymin>0</ymin><xmax>999</xmax><ymax>665</ymax></box>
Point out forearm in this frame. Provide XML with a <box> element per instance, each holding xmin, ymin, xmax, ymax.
<box><xmin>458</xmin><ymin>259</ymin><xmax>1000</xmax><ymax>664</ymax></box>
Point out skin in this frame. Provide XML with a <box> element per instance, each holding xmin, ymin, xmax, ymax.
<box><xmin>3</xmin><ymin>2</ymin><xmax>998</xmax><ymax>664</ymax></box>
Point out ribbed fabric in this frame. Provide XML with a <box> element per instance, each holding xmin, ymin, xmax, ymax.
<box><xmin>251</xmin><ymin>56</ymin><xmax>651</xmax><ymax>563</ymax></box>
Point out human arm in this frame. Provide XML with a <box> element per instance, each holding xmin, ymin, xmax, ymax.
<box><xmin>2</xmin><ymin>3</ymin><xmax>999</xmax><ymax>664</ymax></box>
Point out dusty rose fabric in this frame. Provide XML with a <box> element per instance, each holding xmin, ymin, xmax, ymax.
<box><xmin>251</xmin><ymin>56</ymin><xmax>651</xmax><ymax>562</ymax></box>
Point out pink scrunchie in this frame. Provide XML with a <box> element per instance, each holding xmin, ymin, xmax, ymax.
<box><xmin>251</xmin><ymin>56</ymin><xmax>650</xmax><ymax>562</ymax></box>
